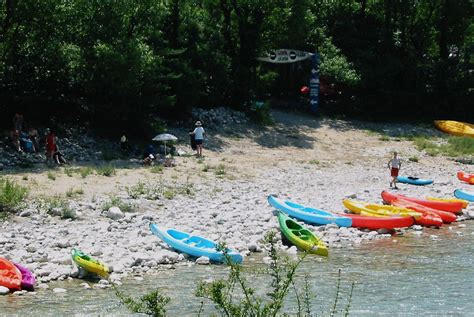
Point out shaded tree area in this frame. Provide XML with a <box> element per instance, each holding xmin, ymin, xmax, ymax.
<box><xmin>1</xmin><ymin>0</ymin><xmax>472</xmax><ymax>134</ymax></box>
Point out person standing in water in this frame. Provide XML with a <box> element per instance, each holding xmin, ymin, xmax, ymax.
<box><xmin>192</xmin><ymin>121</ymin><xmax>205</xmax><ymax>157</ymax></box>
<box><xmin>387</xmin><ymin>151</ymin><xmax>401</xmax><ymax>189</ymax></box>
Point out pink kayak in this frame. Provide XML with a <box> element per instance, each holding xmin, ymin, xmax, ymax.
<box><xmin>13</xmin><ymin>262</ymin><xmax>35</xmax><ymax>290</ymax></box>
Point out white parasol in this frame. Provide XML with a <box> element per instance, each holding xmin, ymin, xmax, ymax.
<box><xmin>152</xmin><ymin>133</ymin><xmax>178</xmax><ymax>156</ymax></box>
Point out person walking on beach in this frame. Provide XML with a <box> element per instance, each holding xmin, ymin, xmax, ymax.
<box><xmin>191</xmin><ymin>121</ymin><xmax>205</xmax><ymax>157</ymax></box>
<box><xmin>387</xmin><ymin>151</ymin><xmax>401</xmax><ymax>189</ymax></box>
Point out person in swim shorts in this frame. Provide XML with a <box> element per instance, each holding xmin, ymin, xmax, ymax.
<box><xmin>387</xmin><ymin>151</ymin><xmax>401</xmax><ymax>189</ymax></box>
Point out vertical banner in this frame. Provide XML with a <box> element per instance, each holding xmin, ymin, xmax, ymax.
<box><xmin>309</xmin><ymin>53</ymin><xmax>320</xmax><ymax>112</ymax></box>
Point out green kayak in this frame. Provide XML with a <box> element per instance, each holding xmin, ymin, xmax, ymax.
<box><xmin>277</xmin><ymin>212</ymin><xmax>328</xmax><ymax>256</ymax></box>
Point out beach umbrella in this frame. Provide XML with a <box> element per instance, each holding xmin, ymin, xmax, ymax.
<box><xmin>152</xmin><ymin>133</ymin><xmax>178</xmax><ymax>156</ymax></box>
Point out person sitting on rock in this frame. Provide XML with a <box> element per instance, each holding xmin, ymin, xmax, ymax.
<box><xmin>10</xmin><ymin>112</ymin><xmax>24</xmax><ymax>152</ymax></box>
<box><xmin>27</xmin><ymin>126</ymin><xmax>40</xmax><ymax>153</ymax></box>
<box><xmin>143</xmin><ymin>144</ymin><xmax>156</xmax><ymax>166</ymax></box>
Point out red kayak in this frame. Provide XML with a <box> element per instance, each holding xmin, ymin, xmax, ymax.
<box><xmin>390</xmin><ymin>199</ymin><xmax>444</xmax><ymax>226</ymax></box>
<box><xmin>457</xmin><ymin>171</ymin><xmax>474</xmax><ymax>185</ymax></box>
<box><xmin>0</xmin><ymin>257</ymin><xmax>22</xmax><ymax>291</ymax></box>
<box><xmin>339</xmin><ymin>213</ymin><xmax>414</xmax><ymax>230</ymax></box>
<box><xmin>391</xmin><ymin>198</ymin><xmax>456</xmax><ymax>224</ymax></box>
<box><xmin>381</xmin><ymin>191</ymin><xmax>463</xmax><ymax>214</ymax></box>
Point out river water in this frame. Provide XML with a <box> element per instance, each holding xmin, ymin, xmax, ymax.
<box><xmin>2</xmin><ymin>223</ymin><xmax>473</xmax><ymax>316</ymax></box>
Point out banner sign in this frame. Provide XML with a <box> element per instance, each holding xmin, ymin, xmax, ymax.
<box><xmin>257</xmin><ymin>49</ymin><xmax>313</xmax><ymax>64</ymax></box>
<box><xmin>309</xmin><ymin>53</ymin><xmax>320</xmax><ymax>112</ymax></box>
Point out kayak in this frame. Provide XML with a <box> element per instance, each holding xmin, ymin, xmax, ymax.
<box><xmin>150</xmin><ymin>223</ymin><xmax>243</xmax><ymax>264</ymax></box>
<box><xmin>454</xmin><ymin>189</ymin><xmax>474</xmax><ymax>202</ymax></box>
<box><xmin>457</xmin><ymin>171</ymin><xmax>474</xmax><ymax>185</ymax></box>
<box><xmin>337</xmin><ymin>213</ymin><xmax>414</xmax><ymax>230</ymax></box>
<box><xmin>381</xmin><ymin>191</ymin><xmax>463</xmax><ymax>213</ymax></box>
<box><xmin>71</xmin><ymin>249</ymin><xmax>109</xmax><ymax>277</ymax></box>
<box><xmin>277</xmin><ymin>212</ymin><xmax>328</xmax><ymax>256</ymax></box>
<box><xmin>343</xmin><ymin>199</ymin><xmax>441</xmax><ymax>227</ymax></box>
<box><xmin>434</xmin><ymin>120</ymin><xmax>474</xmax><ymax>137</ymax></box>
<box><xmin>13</xmin><ymin>263</ymin><xmax>35</xmax><ymax>290</ymax></box>
<box><xmin>426</xmin><ymin>196</ymin><xmax>468</xmax><ymax>209</ymax></box>
<box><xmin>391</xmin><ymin>198</ymin><xmax>455</xmax><ymax>224</ymax></box>
<box><xmin>0</xmin><ymin>257</ymin><xmax>22</xmax><ymax>290</ymax></box>
<box><xmin>268</xmin><ymin>195</ymin><xmax>352</xmax><ymax>227</ymax></box>
<box><xmin>397</xmin><ymin>176</ymin><xmax>433</xmax><ymax>186</ymax></box>
<box><xmin>343</xmin><ymin>199</ymin><xmax>420</xmax><ymax>217</ymax></box>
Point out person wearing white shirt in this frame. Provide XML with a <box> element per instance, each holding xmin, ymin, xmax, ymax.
<box><xmin>192</xmin><ymin>121</ymin><xmax>205</xmax><ymax>157</ymax></box>
<box><xmin>387</xmin><ymin>151</ymin><xmax>401</xmax><ymax>189</ymax></box>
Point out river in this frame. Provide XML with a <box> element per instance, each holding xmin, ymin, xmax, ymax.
<box><xmin>2</xmin><ymin>223</ymin><xmax>473</xmax><ymax>316</ymax></box>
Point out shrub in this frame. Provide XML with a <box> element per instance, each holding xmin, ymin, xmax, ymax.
<box><xmin>78</xmin><ymin>167</ymin><xmax>94</xmax><ymax>178</ymax></box>
<box><xmin>0</xmin><ymin>178</ymin><xmax>28</xmax><ymax>215</ymax></box>
<box><xmin>37</xmin><ymin>196</ymin><xmax>76</xmax><ymax>220</ymax></box>
<box><xmin>214</xmin><ymin>164</ymin><xmax>226</xmax><ymax>176</ymax></box>
<box><xmin>47</xmin><ymin>171</ymin><xmax>56</xmax><ymax>180</ymax></box>
<box><xmin>96</xmin><ymin>165</ymin><xmax>116</xmax><ymax>177</ymax></box>
<box><xmin>115</xmin><ymin>287</ymin><xmax>170</xmax><ymax>317</ymax></box>
<box><xmin>408</xmin><ymin>156</ymin><xmax>419</xmax><ymax>162</ymax></box>
<box><xmin>102</xmin><ymin>196</ymin><xmax>136</xmax><ymax>213</ymax></box>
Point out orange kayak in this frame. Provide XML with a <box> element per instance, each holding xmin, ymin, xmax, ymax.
<box><xmin>457</xmin><ymin>171</ymin><xmax>474</xmax><ymax>185</ymax></box>
<box><xmin>391</xmin><ymin>198</ymin><xmax>455</xmax><ymax>224</ymax></box>
<box><xmin>338</xmin><ymin>213</ymin><xmax>414</xmax><ymax>230</ymax></box>
<box><xmin>381</xmin><ymin>191</ymin><xmax>463</xmax><ymax>214</ymax></box>
<box><xmin>0</xmin><ymin>257</ymin><xmax>22</xmax><ymax>290</ymax></box>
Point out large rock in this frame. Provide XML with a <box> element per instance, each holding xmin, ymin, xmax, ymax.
<box><xmin>107</xmin><ymin>207</ymin><xmax>124</xmax><ymax>220</ymax></box>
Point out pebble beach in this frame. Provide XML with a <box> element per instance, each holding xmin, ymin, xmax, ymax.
<box><xmin>1</xmin><ymin>109</ymin><xmax>473</xmax><ymax>294</ymax></box>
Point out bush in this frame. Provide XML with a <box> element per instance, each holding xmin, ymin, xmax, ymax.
<box><xmin>115</xmin><ymin>287</ymin><xmax>170</xmax><ymax>317</ymax></box>
<box><xmin>37</xmin><ymin>196</ymin><xmax>76</xmax><ymax>220</ymax></box>
<box><xmin>0</xmin><ymin>178</ymin><xmax>28</xmax><ymax>215</ymax></box>
<box><xmin>102</xmin><ymin>196</ymin><xmax>136</xmax><ymax>213</ymax></box>
<box><xmin>96</xmin><ymin>165</ymin><xmax>116</xmax><ymax>177</ymax></box>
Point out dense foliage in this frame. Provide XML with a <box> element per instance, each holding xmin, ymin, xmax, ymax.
<box><xmin>1</xmin><ymin>0</ymin><xmax>472</xmax><ymax>131</ymax></box>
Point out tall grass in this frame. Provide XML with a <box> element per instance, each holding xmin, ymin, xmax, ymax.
<box><xmin>413</xmin><ymin>136</ymin><xmax>474</xmax><ymax>157</ymax></box>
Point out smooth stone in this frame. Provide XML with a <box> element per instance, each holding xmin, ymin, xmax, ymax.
<box><xmin>0</xmin><ymin>286</ymin><xmax>9</xmax><ymax>295</ymax></box>
<box><xmin>412</xmin><ymin>225</ymin><xmax>423</xmax><ymax>231</ymax></box>
<box><xmin>377</xmin><ymin>228</ymin><xmax>390</xmax><ymax>234</ymax></box>
<box><xmin>13</xmin><ymin>290</ymin><xmax>28</xmax><ymax>296</ymax></box>
<box><xmin>196</xmin><ymin>256</ymin><xmax>210</xmax><ymax>265</ymax></box>
<box><xmin>107</xmin><ymin>207</ymin><xmax>124</xmax><ymax>220</ymax></box>
<box><xmin>19</xmin><ymin>210</ymin><xmax>32</xmax><ymax>217</ymax></box>
<box><xmin>53</xmin><ymin>288</ymin><xmax>67</xmax><ymax>293</ymax></box>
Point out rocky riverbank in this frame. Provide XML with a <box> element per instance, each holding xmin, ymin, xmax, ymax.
<box><xmin>1</xmin><ymin>109</ymin><xmax>473</xmax><ymax>293</ymax></box>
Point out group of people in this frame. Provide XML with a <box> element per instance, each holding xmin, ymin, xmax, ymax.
<box><xmin>9</xmin><ymin>113</ymin><xmax>66</xmax><ymax>165</ymax></box>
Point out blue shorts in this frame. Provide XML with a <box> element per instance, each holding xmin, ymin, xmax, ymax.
<box><xmin>195</xmin><ymin>139</ymin><xmax>203</xmax><ymax>145</ymax></box>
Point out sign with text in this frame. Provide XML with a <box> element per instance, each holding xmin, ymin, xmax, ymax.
<box><xmin>310</xmin><ymin>53</ymin><xmax>320</xmax><ymax>112</ymax></box>
<box><xmin>257</xmin><ymin>49</ymin><xmax>313</xmax><ymax>64</ymax></box>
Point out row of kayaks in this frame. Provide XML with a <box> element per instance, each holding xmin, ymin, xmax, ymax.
<box><xmin>0</xmin><ymin>258</ymin><xmax>35</xmax><ymax>291</ymax></box>
<box><xmin>269</xmin><ymin>191</ymin><xmax>467</xmax><ymax>230</ymax></box>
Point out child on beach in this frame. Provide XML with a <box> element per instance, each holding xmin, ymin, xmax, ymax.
<box><xmin>387</xmin><ymin>152</ymin><xmax>401</xmax><ymax>189</ymax></box>
<box><xmin>191</xmin><ymin>121</ymin><xmax>205</xmax><ymax>157</ymax></box>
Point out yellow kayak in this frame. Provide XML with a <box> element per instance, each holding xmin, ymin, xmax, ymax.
<box><xmin>434</xmin><ymin>120</ymin><xmax>474</xmax><ymax>137</ymax></box>
<box><xmin>426</xmin><ymin>197</ymin><xmax>468</xmax><ymax>209</ymax></box>
<box><xmin>71</xmin><ymin>249</ymin><xmax>109</xmax><ymax>277</ymax></box>
<box><xmin>343</xmin><ymin>199</ymin><xmax>420</xmax><ymax>218</ymax></box>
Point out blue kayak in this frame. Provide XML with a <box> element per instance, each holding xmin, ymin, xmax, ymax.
<box><xmin>454</xmin><ymin>189</ymin><xmax>474</xmax><ymax>202</ymax></box>
<box><xmin>397</xmin><ymin>176</ymin><xmax>433</xmax><ymax>186</ymax></box>
<box><xmin>149</xmin><ymin>224</ymin><xmax>243</xmax><ymax>264</ymax></box>
<box><xmin>268</xmin><ymin>195</ymin><xmax>352</xmax><ymax>227</ymax></box>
